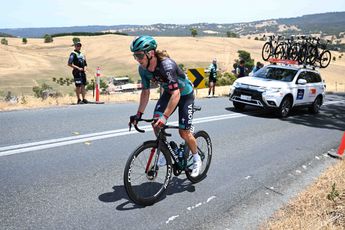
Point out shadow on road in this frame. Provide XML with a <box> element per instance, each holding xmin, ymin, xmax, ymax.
<box><xmin>98</xmin><ymin>177</ymin><xmax>195</xmax><ymax>210</ymax></box>
<box><xmin>225</xmin><ymin>94</ymin><xmax>345</xmax><ymax>131</ymax></box>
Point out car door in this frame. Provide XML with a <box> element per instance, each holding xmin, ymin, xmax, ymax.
<box><xmin>295</xmin><ymin>71</ymin><xmax>309</xmax><ymax>105</ymax></box>
<box><xmin>305</xmin><ymin>71</ymin><xmax>320</xmax><ymax>104</ymax></box>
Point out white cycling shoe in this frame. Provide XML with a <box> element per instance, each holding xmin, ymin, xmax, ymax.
<box><xmin>191</xmin><ymin>159</ymin><xmax>202</xmax><ymax>177</ymax></box>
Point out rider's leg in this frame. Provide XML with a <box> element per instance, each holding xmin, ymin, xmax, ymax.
<box><xmin>179</xmin><ymin>129</ymin><xmax>197</xmax><ymax>153</ymax></box>
<box><xmin>178</xmin><ymin>93</ymin><xmax>202</xmax><ymax>176</ymax></box>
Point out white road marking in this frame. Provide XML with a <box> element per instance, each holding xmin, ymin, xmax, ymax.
<box><xmin>0</xmin><ymin>113</ymin><xmax>247</xmax><ymax>157</ymax></box>
<box><xmin>206</xmin><ymin>196</ymin><xmax>216</xmax><ymax>203</ymax></box>
<box><xmin>166</xmin><ymin>215</ymin><xmax>179</xmax><ymax>224</ymax></box>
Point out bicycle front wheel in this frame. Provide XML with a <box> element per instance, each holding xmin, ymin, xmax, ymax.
<box><xmin>123</xmin><ymin>141</ymin><xmax>172</xmax><ymax>206</ymax></box>
<box><xmin>262</xmin><ymin>42</ymin><xmax>272</xmax><ymax>61</ymax></box>
<box><xmin>185</xmin><ymin>130</ymin><xmax>212</xmax><ymax>183</ymax></box>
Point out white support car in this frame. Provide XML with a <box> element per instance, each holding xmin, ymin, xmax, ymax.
<box><xmin>229</xmin><ymin>64</ymin><xmax>325</xmax><ymax>118</ymax></box>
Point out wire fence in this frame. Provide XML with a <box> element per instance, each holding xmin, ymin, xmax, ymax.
<box><xmin>328</xmin><ymin>82</ymin><xmax>345</xmax><ymax>92</ymax></box>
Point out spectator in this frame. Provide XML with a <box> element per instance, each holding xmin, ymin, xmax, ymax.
<box><xmin>235</xmin><ymin>59</ymin><xmax>246</xmax><ymax>78</ymax></box>
<box><xmin>68</xmin><ymin>42</ymin><xmax>88</xmax><ymax>104</ymax></box>
<box><xmin>252</xmin><ymin>62</ymin><xmax>264</xmax><ymax>73</ymax></box>
<box><xmin>208</xmin><ymin>58</ymin><xmax>218</xmax><ymax>97</ymax></box>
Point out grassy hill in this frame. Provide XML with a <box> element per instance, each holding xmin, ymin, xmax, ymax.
<box><xmin>0</xmin><ymin>35</ymin><xmax>344</xmax><ymax>96</ymax></box>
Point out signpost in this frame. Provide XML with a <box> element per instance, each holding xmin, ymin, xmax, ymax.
<box><xmin>187</xmin><ymin>68</ymin><xmax>206</xmax><ymax>89</ymax></box>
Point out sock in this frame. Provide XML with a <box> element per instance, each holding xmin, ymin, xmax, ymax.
<box><xmin>193</xmin><ymin>153</ymin><xmax>201</xmax><ymax>162</ymax></box>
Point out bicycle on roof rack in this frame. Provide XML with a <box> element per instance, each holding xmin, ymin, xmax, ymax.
<box><xmin>262</xmin><ymin>35</ymin><xmax>332</xmax><ymax>68</ymax></box>
<box><xmin>261</xmin><ymin>35</ymin><xmax>285</xmax><ymax>61</ymax></box>
<box><xmin>123</xmin><ymin>105</ymin><xmax>212</xmax><ymax>206</ymax></box>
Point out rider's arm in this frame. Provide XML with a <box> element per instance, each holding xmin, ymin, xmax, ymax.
<box><xmin>138</xmin><ymin>89</ymin><xmax>150</xmax><ymax>114</ymax></box>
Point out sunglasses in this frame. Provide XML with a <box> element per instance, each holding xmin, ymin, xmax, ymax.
<box><xmin>133</xmin><ymin>53</ymin><xmax>146</xmax><ymax>60</ymax></box>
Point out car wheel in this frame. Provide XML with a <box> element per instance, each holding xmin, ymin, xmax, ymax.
<box><xmin>309</xmin><ymin>96</ymin><xmax>322</xmax><ymax>114</ymax></box>
<box><xmin>277</xmin><ymin>97</ymin><xmax>292</xmax><ymax>118</ymax></box>
<box><xmin>233</xmin><ymin>102</ymin><xmax>245</xmax><ymax>110</ymax></box>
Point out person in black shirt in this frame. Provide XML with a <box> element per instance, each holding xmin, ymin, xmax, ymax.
<box><xmin>68</xmin><ymin>42</ymin><xmax>88</xmax><ymax>104</ymax></box>
<box><xmin>235</xmin><ymin>59</ymin><xmax>246</xmax><ymax>78</ymax></box>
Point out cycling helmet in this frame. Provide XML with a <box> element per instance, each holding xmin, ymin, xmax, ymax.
<box><xmin>130</xmin><ymin>36</ymin><xmax>157</xmax><ymax>52</ymax></box>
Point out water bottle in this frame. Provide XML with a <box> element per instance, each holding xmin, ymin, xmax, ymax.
<box><xmin>178</xmin><ymin>144</ymin><xmax>185</xmax><ymax>161</ymax></box>
<box><xmin>170</xmin><ymin>141</ymin><xmax>179</xmax><ymax>156</ymax></box>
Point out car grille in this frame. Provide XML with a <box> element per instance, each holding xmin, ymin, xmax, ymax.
<box><xmin>230</xmin><ymin>88</ymin><xmax>265</xmax><ymax>107</ymax></box>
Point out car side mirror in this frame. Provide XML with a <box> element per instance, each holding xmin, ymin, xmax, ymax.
<box><xmin>297</xmin><ymin>79</ymin><xmax>307</xmax><ymax>85</ymax></box>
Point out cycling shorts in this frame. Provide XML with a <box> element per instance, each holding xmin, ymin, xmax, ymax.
<box><xmin>153</xmin><ymin>91</ymin><xmax>195</xmax><ymax>130</ymax></box>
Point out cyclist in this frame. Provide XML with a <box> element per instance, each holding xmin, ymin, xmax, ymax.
<box><xmin>128</xmin><ymin>35</ymin><xmax>202</xmax><ymax>177</ymax></box>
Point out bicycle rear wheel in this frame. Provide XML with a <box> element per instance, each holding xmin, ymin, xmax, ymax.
<box><xmin>185</xmin><ymin>130</ymin><xmax>212</xmax><ymax>183</ymax></box>
<box><xmin>123</xmin><ymin>141</ymin><xmax>172</xmax><ymax>206</ymax></box>
<box><xmin>319</xmin><ymin>50</ymin><xmax>331</xmax><ymax>68</ymax></box>
<box><xmin>262</xmin><ymin>42</ymin><xmax>272</xmax><ymax>61</ymax></box>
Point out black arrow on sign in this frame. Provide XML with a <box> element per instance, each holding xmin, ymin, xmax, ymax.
<box><xmin>189</xmin><ymin>69</ymin><xmax>203</xmax><ymax>88</ymax></box>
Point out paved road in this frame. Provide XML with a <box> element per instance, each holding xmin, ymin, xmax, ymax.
<box><xmin>0</xmin><ymin>93</ymin><xmax>344</xmax><ymax>230</ymax></box>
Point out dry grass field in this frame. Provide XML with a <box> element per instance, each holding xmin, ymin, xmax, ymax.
<box><xmin>0</xmin><ymin>35</ymin><xmax>344</xmax><ymax>228</ymax></box>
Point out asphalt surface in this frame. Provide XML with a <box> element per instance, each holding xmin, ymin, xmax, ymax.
<box><xmin>0</xmin><ymin>93</ymin><xmax>344</xmax><ymax>230</ymax></box>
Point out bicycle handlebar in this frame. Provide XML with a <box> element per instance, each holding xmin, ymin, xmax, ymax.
<box><xmin>129</xmin><ymin>105</ymin><xmax>202</xmax><ymax>135</ymax></box>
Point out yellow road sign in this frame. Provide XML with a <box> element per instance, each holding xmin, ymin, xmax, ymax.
<box><xmin>187</xmin><ymin>68</ymin><xmax>206</xmax><ymax>89</ymax></box>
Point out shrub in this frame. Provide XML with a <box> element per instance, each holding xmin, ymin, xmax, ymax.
<box><xmin>43</xmin><ymin>34</ymin><xmax>53</xmax><ymax>43</ymax></box>
<box><xmin>1</xmin><ymin>38</ymin><xmax>8</xmax><ymax>45</ymax></box>
<box><xmin>72</xmin><ymin>37</ymin><xmax>80</xmax><ymax>45</ymax></box>
<box><xmin>32</xmin><ymin>83</ymin><xmax>60</xmax><ymax>99</ymax></box>
<box><xmin>22</xmin><ymin>38</ymin><xmax>27</xmax><ymax>44</ymax></box>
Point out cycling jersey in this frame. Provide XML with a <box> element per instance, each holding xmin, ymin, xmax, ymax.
<box><xmin>138</xmin><ymin>58</ymin><xmax>193</xmax><ymax>96</ymax></box>
<box><xmin>208</xmin><ymin>63</ymin><xmax>217</xmax><ymax>82</ymax></box>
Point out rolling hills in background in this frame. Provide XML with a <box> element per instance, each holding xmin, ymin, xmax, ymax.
<box><xmin>0</xmin><ymin>35</ymin><xmax>344</xmax><ymax>96</ymax></box>
<box><xmin>1</xmin><ymin>12</ymin><xmax>344</xmax><ymax>38</ymax></box>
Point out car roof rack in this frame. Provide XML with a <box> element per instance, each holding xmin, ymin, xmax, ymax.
<box><xmin>267</xmin><ymin>58</ymin><xmax>317</xmax><ymax>70</ymax></box>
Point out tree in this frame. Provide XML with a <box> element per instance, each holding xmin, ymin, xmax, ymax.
<box><xmin>72</xmin><ymin>37</ymin><xmax>80</xmax><ymax>45</ymax></box>
<box><xmin>22</xmin><ymin>38</ymin><xmax>27</xmax><ymax>44</ymax></box>
<box><xmin>236</xmin><ymin>50</ymin><xmax>254</xmax><ymax>73</ymax></box>
<box><xmin>1</xmin><ymin>38</ymin><xmax>8</xmax><ymax>45</ymax></box>
<box><xmin>44</xmin><ymin>34</ymin><xmax>53</xmax><ymax>43</ymax></box>
<box><xmin>226</xmin><ymin>31</ymin><xmax>238</xmax><ymax>38</ymax></box>
<box><xmin>190</xmin><ymin>28</ymin><xmax>198</xmax><ymax>37</ymax></box>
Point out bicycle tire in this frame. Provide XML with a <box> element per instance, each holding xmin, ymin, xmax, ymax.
<box><xmin>306</xmin><ymin>46</ymin><xmax>317</xmax><ymax>65</ymax></box>
<box><xmin>123</xmin><ymin>140</ymin><xmax>172</xmax><ymax>206</ymax></box>
<box><xmin>262</xmin><ymin>42</ymin><xmax>272</xmax><ymax>61</ymax></box>
<box><xmin>274</xmin><ymin>44</ymin><xmax>285</xmax><ymax>59</ymax></box>
<box><xmin>319</xmin><ymin>50</ymin><xmax>331</xmax><ymax>68</ymax></box>
<box><xmin>185</xmin><ymin>130</ymin><xmax>212</xmax><ymax>183</ymax></box>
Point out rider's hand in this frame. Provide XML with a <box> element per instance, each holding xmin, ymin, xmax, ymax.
<box><xmin>129</xmin><ymin>112</ymin><xmax>143</xmax><ymax>126</ymax></box>
<box><xmin>154</xmin><ymin>114</ymin><xmax>168</xmax><ymax>128</ymax></box>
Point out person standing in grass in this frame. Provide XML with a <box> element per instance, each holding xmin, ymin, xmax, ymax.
<box><xmin>208</xmin><ymin>58</ymin><xmax>218</xmax><ymax>97</ymax></box>
<box><xmin>68</xmin><ymin>42</ymin><xmax>88</xmax><ymax>104</ymax></box>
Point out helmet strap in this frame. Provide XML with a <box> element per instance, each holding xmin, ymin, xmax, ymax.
<box><xmin>145</xmin><ymin>51</ymin><xmax>154</xmax><ymax>70</ymax></box>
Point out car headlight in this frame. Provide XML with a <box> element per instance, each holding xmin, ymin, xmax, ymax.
<box><xmin>259</xmin><ymin>87</ymin><xmax>281</xmax><ymax>93</ymax></box>
<box><xmin>233</xmin><ymin>82</ymin><xmax>241</xmax><ymax>88</ymax></box>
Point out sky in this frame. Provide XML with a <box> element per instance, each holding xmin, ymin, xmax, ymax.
<box><xmin>1</xmin><ymin>0</ymin><xmax>345</xmax><ymax>28</ymax></box>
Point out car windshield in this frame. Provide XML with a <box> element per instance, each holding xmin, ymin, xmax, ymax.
<box><xmin>253</xmin><ymin>66</ymin><xmax>297</xmax><ymax>82</ymax></box>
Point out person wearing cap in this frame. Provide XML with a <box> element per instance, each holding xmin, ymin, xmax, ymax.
<box><xmin>128</xmin><ymin>35</ymin><xmax>202</xmax><ymax>177</ymax></box>
<box><xmin>207</xmin><ymin>58</ymin><xmax>218</xmax><ymax>97</ymax></box>
<box><xmin>68</xmin><ymin>42</ymin><xmax>88</xmax><ymax>104</ymax></box>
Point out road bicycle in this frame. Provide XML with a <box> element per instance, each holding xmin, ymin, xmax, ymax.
<box><xmin>261</xmin><ymin>35</ymin><xmax>284</xmax><ymax>61</ymax></box>
<box><xmin>123</xmin><ymin>106</ymin><xmax>212</xmax><ymax>206</ymax></box>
